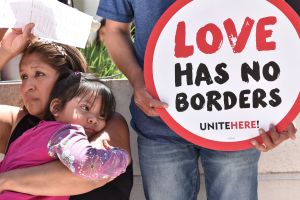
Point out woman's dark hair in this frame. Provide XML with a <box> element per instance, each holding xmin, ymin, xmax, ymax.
<box><xmin>44</xmin><ymin>72</ymin><xmax>116</xmax><ymax>121</ymax></box>
<box><xmin>20</xmin><ymin>40</ymin><xmax>88</xmax><ymax>74</ymax></box>
<box><xmin>19</xmin><ymin>40</ymin><xmax>89</xmax><ymax>114</ymax></box>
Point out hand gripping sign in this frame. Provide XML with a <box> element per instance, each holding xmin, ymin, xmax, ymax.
<box><xmin>144</xmin><ymin>0</ymin><xmax>300</xmax><ymax>151</ymax></box>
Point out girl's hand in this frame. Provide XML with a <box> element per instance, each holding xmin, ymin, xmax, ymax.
<box><xmin>103</xmin><ymin>139</ymin><xmax>130</xmax><ymax>167</ymax></box>
<box><xmin>103</xmin><ymin>140</ymin><xmax>114</xmax><ymax>150</ymax></box>
<box><xmin>1</xmin><ymin>23</ymin><xmax>35</xmax><ymax>57</ymax></box>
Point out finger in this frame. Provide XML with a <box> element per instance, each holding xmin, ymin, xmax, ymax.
<box><xmin>135</xmin><ymin>92</ymin><xmax>167</xmax><ymax>109</ymax></box>
<box><xmin>268</xmin><ymin>124</ymin><xmax>281</xmax><ymax>145</ymax></box>
<box><xmin>139</xmin><ymin>103</ymin><xmax>159</xmax><ymax>116</ymax></box>
<box><xmin>251</xmin><ymin>140</ymin><xmax>268</xmax><ymax>152</ymax></box>
<box><xmin>134</xmin><ymin>98</ymin><xmax>159</xmax><ymax>116</ymax></box>
<box><xmin>278</xmin><ymin>131</ymin><xmax>290</xmax><ymax>143</ymax></box>
<box><xmin>259</xmin><ymin>128</ymin><xmax>275</xmax><ymax>150</ymax></box>
<box><xmin>148</xmin><ymin>98</ymin><xmax>168</xmax><ymax>109</ymax></box>
<box><xmin>23</xmin><ymin>23</ymin><xmax>35</xmax><ymax>38</ymax></box>
<box><xmin>286</xmin><ymin>123</ymin><xmax>297</xmax><ymax>140</ymax></box>
<box><xmin>11</xmin><ymin>28</ymin><xmax>22</xmax><ymax>33</ymax></box>
<box><xmin>144</xmin><ymin>98</ymin><xmax>168</xmax><ymax>116</ymax></box>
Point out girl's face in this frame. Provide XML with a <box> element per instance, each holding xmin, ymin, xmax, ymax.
<box><xmin>20</xmin><ymin>53</ymin><xmax>59</xmax><ymax>118</ymax></box>
<box><xmin>53</xmin><ymin>94</ymin><xmax>106</xmax><ymax>137</ymax></box>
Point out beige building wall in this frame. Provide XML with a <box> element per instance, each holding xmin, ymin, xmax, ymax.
<box><xmin>73</xmin><ymin>0</ymin><xmax>100</xmax><ymax>18</ymax></box>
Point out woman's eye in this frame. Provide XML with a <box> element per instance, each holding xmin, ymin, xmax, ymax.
<box><xmin>35</xmin><ymin>71</ymin><xmax>45</xmax><ymax>77</ymax></box>
<box><xmin>20</xmin><ymin>74</ymin><xmax>28</xmax><ymax>80</ymax></box>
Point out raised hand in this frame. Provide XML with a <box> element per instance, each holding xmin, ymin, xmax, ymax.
<box><xmin>1</xmin><ymin>23</ymin><xmax>35</xmax><ymax>57</ymax></box>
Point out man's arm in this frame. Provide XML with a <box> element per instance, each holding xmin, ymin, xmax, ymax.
<box><xmin>104</xmin><ymin>20</ymin><xmax>167</xmax><ymax>116</ymax></box>
<box><xmin>0</xmin><ymin>105</ymin><xmax>23</xmax><ymax>153</ymax></box>
<box><xmin>0</xmin><ymin>113</ymin><xmax>131</xmax><ymax>195</ymax></box>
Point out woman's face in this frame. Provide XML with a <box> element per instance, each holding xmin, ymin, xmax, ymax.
<box><xmin>20</xmin><ymin>53</ymin><xmax>59</xmax><ymax>118</ymax></box>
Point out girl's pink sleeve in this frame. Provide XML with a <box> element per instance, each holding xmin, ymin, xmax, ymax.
<box><xmin>47</xmin><ymin>124</ymin><xmax>129</xmax><ymax>180</ymax></box>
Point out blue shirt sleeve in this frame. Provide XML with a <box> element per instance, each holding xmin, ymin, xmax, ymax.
<box><xmin>97</xmin><ymin>0</ymin><xmax>134</xmax><ymax>23</ymax></box>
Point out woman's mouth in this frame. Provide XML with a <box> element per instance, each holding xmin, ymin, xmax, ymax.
<box><xmin>24</xmin><ymin>95</ymin><xmax>39</xmax><ymax>102</ymax></box>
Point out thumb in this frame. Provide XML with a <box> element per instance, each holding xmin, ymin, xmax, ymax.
<box><xmin>23</xmin><ymin>23</ymin><xmax>35</xmax><ymax>39</ymax></box>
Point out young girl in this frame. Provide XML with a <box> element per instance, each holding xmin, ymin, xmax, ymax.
<box><xmin>0</xmin><ymin>72</ymin><xmax>129</xmax><ymax>200</ymax></box>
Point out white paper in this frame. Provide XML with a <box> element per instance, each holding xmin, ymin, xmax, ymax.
<box><xmin>0</xmin><ymin>0</ymin><xmax>93</xmax><ymax>48</ymax></box>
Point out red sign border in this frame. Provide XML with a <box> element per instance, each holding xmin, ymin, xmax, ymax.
<box><xmin>144</xmin><ymin>0</ymin><xmax>300</xmax><ymax>151</ymax></box>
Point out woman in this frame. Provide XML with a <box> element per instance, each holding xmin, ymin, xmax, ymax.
<box><xmin>0</xmin><ymin>23</ymin><xmax>133</xmax><ymax>199</ymax></box>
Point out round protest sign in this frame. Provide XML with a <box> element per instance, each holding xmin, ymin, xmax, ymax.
<box><xmin>144</xmin><ymin>0</ymin><xmax>300</xmax><ymax>151</ymax></box>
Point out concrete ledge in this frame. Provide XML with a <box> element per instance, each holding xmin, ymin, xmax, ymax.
<box><xmin>1</xmin><ymin>80</ymin><xmax>299</xmax><ymax>200</ymax></box>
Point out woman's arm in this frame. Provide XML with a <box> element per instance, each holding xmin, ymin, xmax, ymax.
<box><xmin>0</xmin><ymin>105</ymin><xmax>23</xmax><ymax>153</ymax></box>
<box><xmin>0</xmin><ymin>112</ymin><xmax>132</xmax><ymax>195</ymax></box>
<box><xmin>0</xmin><ymin>161</ymin><xmax>108</xmax><ymax>195</ymax></box>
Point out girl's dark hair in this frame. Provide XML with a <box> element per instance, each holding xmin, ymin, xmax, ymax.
<box><xmin>20</xmin><ymin>40</ymin><xmax>88</xmax><ymax>74</ymax></box>
<box><xmin>44</xmin><ymin>72</ymin><xmax>116</xmax><ymax>121</ymax></box>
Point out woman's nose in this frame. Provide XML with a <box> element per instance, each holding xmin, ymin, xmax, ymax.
<box><xmin>23</xmin><ymin>79</ymin><xmax>36</xmax><ymax>92</ymax></box>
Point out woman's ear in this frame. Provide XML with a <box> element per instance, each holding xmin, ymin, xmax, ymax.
<box><xmin>50</xmin><ymin>99</ymin><xmax>62</xmax><ymax>117</ymax></box>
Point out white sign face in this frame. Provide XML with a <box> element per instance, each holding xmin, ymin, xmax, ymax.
<box><xmin>0</xmin><ymin>0</ymin><xmax>93</xmax><ymax>48</ymax></box>
<box><xmin>145</xmin><ymin>0</ymin><xmax>300</xmax><ymax>150</ymax></box>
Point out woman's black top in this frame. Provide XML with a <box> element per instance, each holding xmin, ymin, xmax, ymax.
<box><xmin>8</xmin><ymin>114</ymin><xmax>133</xmax><ymax>200</ymax></box>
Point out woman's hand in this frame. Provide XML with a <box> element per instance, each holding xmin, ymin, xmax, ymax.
<box><xmin>1</xmin><ymin>23</ymin><xmax>35</xmax><ymax>57</ymax></box>
<box><xmin>251</xmin><ymin>123</ymin><xmax>297</xmax><ymax>152</ymax></box>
